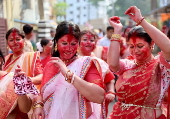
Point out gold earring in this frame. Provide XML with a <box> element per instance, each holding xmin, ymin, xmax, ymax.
<box><xmin>54</xmin><ymin>45</ymin><xmax>57</xmax><ymax>52</ymax></box>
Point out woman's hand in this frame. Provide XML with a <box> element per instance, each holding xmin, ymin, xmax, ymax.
<box><xmin>49</xmin><ymin>57</ymin><xmax>68</xmax><ymax>76</ymax></box>
<box><xmin>105</xmin><ymin>93</ymin><xmax>115</xmax><ymax>102</ymax></box>
<box><xmin>31</xmin><ymin>107</ymin><xmax>45</xmax><ymax>119</ymax></box>
<box><xmin>14</xmin><ymin>65</ymin><xmax>26</xmax><ymax>76</ymax></box>
<box><xmin>124</xmin><ymin>6</ymin><xmax>143</xmax><ymax>23</ymax></box>
<box><xmin>108</xmin><ymin>16</ymin><xmax>123</xmax><ymax>34</ymax></box>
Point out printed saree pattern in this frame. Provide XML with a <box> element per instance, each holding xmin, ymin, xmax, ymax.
<box><xmin>109</xmin><ymin>59</ymin><xmax>161</xmax><ymax>119</ymax></box>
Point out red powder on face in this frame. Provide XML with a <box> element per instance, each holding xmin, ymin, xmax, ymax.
<box><xmin>12</xmin><ymin>29</ymin><xmax>17</xmax><ymax>40</ymax></box>
<box><xmin>57</xmin><ymin>34</ymin><xmax>78</xmax><ymax>60</ymax></box>
<box><xmin>80</xmin><ymin>33</ymin><xmax>95</xmax><ymax>56</ymax></box>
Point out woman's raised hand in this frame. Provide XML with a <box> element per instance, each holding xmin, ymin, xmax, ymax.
<box><xmin>49</xmin><ymin>57</ymin><xmax>68</xmax><ymax>76</ymax></box>
<box><xmin>108</xmin><ymin>16</ymin><xmax>123</xmax><ymax>34</ymax></box>
<box><xmin>124</xmin><ymin>6</ymin><xmax>143</xmax><ymax>23</ymax></box>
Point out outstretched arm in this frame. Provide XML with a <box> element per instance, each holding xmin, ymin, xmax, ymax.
<box><xmin>125</xmin><ymin>6</ymin><xmax>170</xmax><ymax>61</ymax></box>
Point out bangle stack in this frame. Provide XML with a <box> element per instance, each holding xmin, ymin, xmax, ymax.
<box><xmin>33</xmin><ymin>101</ymin><xmax>44</xmax><ymax>109</ymax></box>
<box><xmin>136</xmin><ymin>17</ymin><xmax>145</xmax><ymax>26</ymax></box>
<box><xmin>110</xmin><ymin>34</ymin><xmax>121</xmax><ymax>43</ymax></box>
<box><xmin>65</xmin><ymin>70</ymin><xmax>75</xmax><ymax>84</ymax></box>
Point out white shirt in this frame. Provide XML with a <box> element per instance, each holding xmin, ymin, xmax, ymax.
<box><xmin>97</xmin><ymin>36</ymin><xmax>110</xmax><ymax>47</ymax></box>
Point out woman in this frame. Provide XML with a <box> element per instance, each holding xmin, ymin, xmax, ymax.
<box><xmin>32</xmin><ymin>21</ymin><xmax>105</xmax><ymax>119</ymax></box>
<box><xmin>78</xmin><ymin>30</ymin><xmax>115</xmax><ymax>116</ymax></box>
<box><xmin>107</xmin><ymin>6</ymin><xmax>170</xmax><ymax>119</ymax></box>
<box><xmin>0</xmin><ymin>49</ymin><xmax>34</xmax><ymax>119</ymax></box>
<box><xmin>2</xmin><ymin>28</ymin><xmax>43</xmax><ymax>118</ymax></box>
<box><xmin>40</xmin><ymin>38</ymin><xmax>53</xmax><ymax>68</ymax></box>
<box><xmin>93</xmin><ymin>32</ymin><xmax>109</xmax><ymax>62</ymax></box>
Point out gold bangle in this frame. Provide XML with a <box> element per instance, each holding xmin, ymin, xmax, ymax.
<box><xmin>111</xmin><ymin>34</ymin><xmax>121</xmax><ymax>40</ymax></box>
<box><xmin>33</xmin><ymin>104</ymin><xmax>43</xmax><ymax>109</ymax></box>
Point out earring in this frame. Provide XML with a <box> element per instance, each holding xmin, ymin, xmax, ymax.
<box><xmin>54</xmin><ymin>45</ymin><xmax>57</xmax><ymax>52</ymax></box>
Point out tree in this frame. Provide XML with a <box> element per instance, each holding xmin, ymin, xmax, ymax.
<box><xmin>107</xmin><ymin>0</ymin><xmax>151</xmax><ymax>17</ymax></box>
<box><xmin>112</xmin><ymin>0</ymin><xmax>151</xmax><ymax>17</ymax></box>
<box><xmin>53</xmin><ymin>2</ymin><xmax>68</xmax><ymax>22</ymax></box>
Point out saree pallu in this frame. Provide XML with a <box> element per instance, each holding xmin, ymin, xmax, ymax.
<box><xmin>41</xmin><ymin>56</ymin><xmax>106</xmax><ymax>119</ymax></box>
<box><xmin>109</xmin><ymin>59</ymin><xmax>162</xmax><ymax>119</ymax></box>
<box><xmin>3</xmin><ymin>52</ymin><xmax>40</xmax><ymax>77</ymax></box>
<box><xmin>0</xmin><ymin>72</ymin><xmax>17</xmax><ymax>119</ymax></box>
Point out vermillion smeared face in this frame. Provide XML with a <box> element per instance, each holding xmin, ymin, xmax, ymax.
<box><xmin>129</xmin><ymin>37</ymin><xmax>152</xmax><ymax>62</ymax></box>
<box><xmin>57</xmin><ymin>34</ymin><xmax>78</xmax><ymax>60</ymax></box>
<box><xmin>79</xmin><ymin>33</ymin><xmax>95</xmax><ymax>56</ymax></box>
<box><xmin>7</xmin><ymin>30</ymin><xmax>24</xmax><ymax>53</ymax></box>
<box><xmin>44</xmin><ymin>40</ymin><xmax>53</xmax><ymax>53</ymax></box>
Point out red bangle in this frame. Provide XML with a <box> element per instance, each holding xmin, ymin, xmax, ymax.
<box><xmin>107</xmin><ymin>91</ymin><xmax>116</xmax><ymax>95</ymax></box>
<box><xmin>136</xmin><ymin>17</ymin><xmax>145</xmax><ymax>26</ymax></box>
<box><xmin>110</xmin><ymin>39</ymin><xmax>122</xmax><ymax>43</ymax></box>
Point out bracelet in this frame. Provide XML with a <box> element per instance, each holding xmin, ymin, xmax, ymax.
<box><xmin>136</xmin><ymin>17</ymin><xmax>145</xmax><ymax>26</ymax></box>
<box><xmin>111</xmin><ymin>34</ymin><xmax>121</xmax><ymax>40</ymax></box>
<box><xmin>32</xmin><ymin>104</ymin><xmax>43</xmax><ymax>109</ymax></box>
<box><xmin>33</xmin><ymin>101</ymin><xmax>44</xmax><ymax>107</ymax></box>
<box><xmin>65</xmin><ymin>70</ymin><xmax>73</xmax><ymax>83</ymax></box>
<box><xmin>71</xmin><ymin>73</ymin><xmax>75</xmax><ymax>84</ymax></box>
<box><xmin>110</xmin><ymin>39</ymin><xmax>122</xmax><ymax>43</ymax></box>
<box><xmin>107</xmin><ymin>91</ymin><xmax>116</xmax><ymax>95</ymax></box>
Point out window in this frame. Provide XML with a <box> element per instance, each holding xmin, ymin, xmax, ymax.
<box><xmin>70</xmin><ymin>4</ymin><xmax>73</xmax><ymax>6</ymax></box>
<box><xmin>84</xmin><ymin>7</ymin><xmax>86</xmax><ymax>9</ymax></box>
<box><xmin>70</xmin><ymin>11</ymin><xmax>73</xmax><ymax>14</ymax></box>
<box><xmin>77</xmin><ymin>15</ymin><xmax>80</xmax><ymax>18</ymax></box>
<box><xmin>77</xmin><ymin>7</ymin><xmax>80</xmax><ymax>10</ymax></box>
<box><xmin>84</xmin><ymin>14</ymin><xmax>86</xmax><ymax>17</ymax></box>
<box><xmin>22</xmin><ymin>0</ymin><xmax>31</xmax><ymax>9</ymax></box>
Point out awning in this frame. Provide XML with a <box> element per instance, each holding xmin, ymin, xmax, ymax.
<box><xmin>14</xmin><ymin>19</ymin><xmax>37</xmax><ymax>25</ymax></box>
<box><xmin>149</xmin><ymin>4</ymin><xmax>170</xmax><ymax>15</ymax></box>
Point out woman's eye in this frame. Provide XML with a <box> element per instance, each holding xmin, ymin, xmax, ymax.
<box><xmin>130</xmin><ymin>46</ymin><xmax>134</xmax><ymax>48</ymax></box>
<box><xmin>138</xmin><ymin>45</ymin><xmax>144</xmax><ymax>48</ymax></box>
<box><xmin>62</xmin><ymin>43</ymin><xmax>67</xmax><ymax>45</ymax></box>
<box><xmin>83</xmin><ymin>39</ymin><xmax>87</xmax><ymax>41</ymax></box>
<box><xmin>71</xmin><ymin>42</ymin><xmax>77</xmax><ymax>45</ymax></box>
<box><xmin>90</xmin><ymin>40</ymin><xmax>94</xmax><ymax>42</ymax></box>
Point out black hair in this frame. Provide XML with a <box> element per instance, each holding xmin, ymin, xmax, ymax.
<box><xmin>0</xmin><ymin>49</ymin><xmax>5</xmax><ymax>65</ymax></box>
<box><xmin>23</xmin><ymin>24</ymin><xmax>33</xmax><ymax>35</ymax></box>
<box><xmin>107</xmin><ymin>26</ymin><xmax>114</xmax><ymax>31</ymax></box>
<box><xmin>167</xmin><ymin>28</ymin><xmax>170</xmax><ymax>38</ymax></box>
<box><xmin>40</xmin><ymin>38</ymin><xmax>50</xmax><ymax>47</ymax></box>
<box><xmin>127</xmin><ymin>26</ymin><xmax>152</xmax><ymax>44</ymax></box>
<box><xmin>6</xmin><ymin>27</ymin><xmax>25</xmax><ymax>40</ymax></box>
<box><xmin>52</xmin><ymin>21</ymin><xmax>80</xmax><ymax>57</ymax></box>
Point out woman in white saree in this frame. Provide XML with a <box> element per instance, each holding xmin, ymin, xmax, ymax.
<box><xmin>32</xmin><ymin>21</ymin><xmax>106</xmax><ymax>119</ymax></box>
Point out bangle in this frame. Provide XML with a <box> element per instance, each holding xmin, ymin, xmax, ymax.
<box><xmin>71</xmin><ymin>73</ymin><xmax>75</xmax><ymax>84</ymax></box>
<box><xmin>136</xmin><ymin>17</ymin><xmax>145</xmax><ymax>26</ymax></box>
<box><xmin>110</xmin><ymin>39</ymin><xmax>122</xmax><ymax>43</ymax></box>
<box><xmin>33</xmin><ymin>101</ymin><xmax>44</xmax><ymax>107</ymax></box>
<box><xmin>107</xmin><ymin>91</ymin><xmax>115</xmax><ymax>95</ymax></box>
<box><xmin>33</xmin><ymin>104</ymin><xmax>43</xmax><ymax>109</ymax></box>
<box><xmin>111</xmin><ymin>34</ymin><xmax>121</xmax><ymax>40</ymax></box>
<box><xmin>65</xmin><ymin>70</ymin><xmax>73</xmax><ymax>83</ymax></box>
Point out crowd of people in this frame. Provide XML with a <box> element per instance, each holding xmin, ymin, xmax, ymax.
<box><xmin>0</xmin><ymin>6</ymin><xmax>170</xmax><ymax>119</ymax></box>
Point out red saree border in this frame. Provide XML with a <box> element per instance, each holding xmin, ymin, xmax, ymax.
<box><xmin>0</xmin><ymin>74</ymin><xmax>17</xmax><ymax>119</ymax></box>
<box><xmin>3</xmin><ymin>54</ymin><xmax>21</xmax><ymax>71</ymax></box>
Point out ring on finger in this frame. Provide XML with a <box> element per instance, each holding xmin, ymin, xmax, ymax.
<box><xmin>57</xmin><ymin>60</ymin><xmax>60</xmax><ymax>62</ymax></box>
